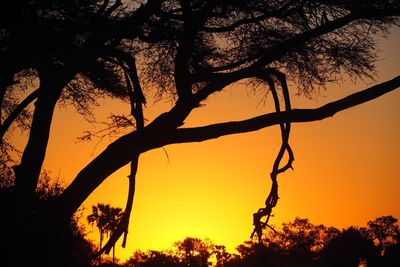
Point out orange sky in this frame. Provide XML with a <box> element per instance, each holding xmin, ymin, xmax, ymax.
<box><xmin>11</xmin><ymin>29</ymin><xmax>400</xmax><ymax>262</ymax></box>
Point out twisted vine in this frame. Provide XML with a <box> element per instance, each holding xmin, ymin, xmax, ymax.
<box><xmin>251</xmin><ymin>69</ymin><xmax>294</xmax><ymax>242</ymax></box>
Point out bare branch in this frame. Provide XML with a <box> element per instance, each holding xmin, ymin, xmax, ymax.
<box><xmin>92</xmin><ymin>53</ymin><xmax>146</xmax><ymax>256</ymax></box>
<box><xmin>0</xmin><ymin>88</ymin><xmax>39</xmax><ymax>142</ymax></box>
<box><xmin>193</xmin><ymin>7</ymin><xmax>400</xmax><ymax>84</ymax></box>
<box><xmin>94</xmin><ymin>155</ymin><xmax>139</xmax><ymax>256</ymax></box>
<box><xmin>172</xmin><ymin>75</ymin><xmax>400</xmax><ymax>144</ymax></box>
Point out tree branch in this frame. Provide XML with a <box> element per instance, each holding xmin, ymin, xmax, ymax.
<box><xmin>249</xmin><ymin>7</ymin><xmax>400</xmax><ymax>70</ymax></box>
<box><xmin>56</xmin><ymin>75</ymin><xmax>400</xmax><ymax>220</ymax></box>
<box><xmin>193</xmin><ymin>7</ymin><xmax>400</xmax><ymax>83</ymax></box>
<box><xmin>172</xmin><ymin>75</ymin><xmax>400</xmax><ymax>144</ymax></box>
<box><xmin>0</xmin><ymin>88</ymin><xmax>39</xmax><ymax>142</ymax></box>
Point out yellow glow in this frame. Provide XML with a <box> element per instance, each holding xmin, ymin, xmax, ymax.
<box><xmin>12</xmin><ymin>31</ymin><xmax>400</xmax><ymax>262</ymax></box>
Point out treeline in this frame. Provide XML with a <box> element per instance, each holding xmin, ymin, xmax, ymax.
<box><xmin>1</xmin><ymin>174</ymin><xmax>399</xmax><ymax>267</ymax></box>
<box><xmin>105</xmin><ymin>216</ymin><xmax>399</xmax><ymax>267</ymax></box>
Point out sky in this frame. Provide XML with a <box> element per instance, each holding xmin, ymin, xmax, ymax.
<box><xmin>11</xmin><ymin>28</ymin><xmax>400</xmax><ymax>262</ymax></box>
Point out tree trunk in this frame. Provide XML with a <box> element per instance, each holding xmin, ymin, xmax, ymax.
<box><xmin>112</xmin><ymin>245</ymin><xmax>115</xmax><ymax>264</ymax></box>
<box><xmin>100</xmin><ymin>231</ymin><xmax>103</xmax><ymax>264</ymax></box>
<box><xmin>7</xmin><ymin>65</ymin><xmax>77</xmax><ymax>267</ymax></box>
<box><xmin>13</xmin><ymin>65</ymin><xmax>75</xmax><ymax>199</ymax></box>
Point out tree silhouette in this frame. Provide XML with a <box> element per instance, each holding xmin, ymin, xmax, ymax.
<box><xmin>120</xmin><ymin>217</ymin><xmax>398</xmax><ymax>267</ymax></box>
<box><xmin>233</xmin><ymin>241</ymin><xmax>282</xmax><ymax>267</ymax></box>
<box><xmin>126</xmin><ymin>250</ymin><xmax>182</xmax><ymax>267</ymax></box>
<box><xmin>212</xmin><ymin>245</ymin><xmax>233</xmax><ymax>267</ymax></box>
<box><xmin>259</xmin><ymin>217</ymin><xmax>339</xmax><ymax>267</ymax></box>
<box><xmin>366</xmin><ymin>215</ymin><xmax>400</xmax><ymax>256</ymax></box>
<box><xmin>1</xmin><ymin>1</ymin><xmax>400</xmax><ymax>266</ymax></box>
<box><xmin>174</xmin><ymin>237</ymin><xmax>213</xmax><ymax>267</ymax></box>
<box><xmin>125</xmin><ymin>238</ymin><xmax>230</xmax><ymax>267</ymax></box>
<box><xmin>88</xmin><ymin>203</ymin><xmax>124</xmax><ymax>263</ymax></box>
<box><xmin>320</xmin><ymin>227</ymin><xmax>380</xmax><ymax>267</ymax></box>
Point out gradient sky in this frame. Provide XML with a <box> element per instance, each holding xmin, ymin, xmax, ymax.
<box><xmin>11</xmin><ymin>28</ymin><xmax>400</xmax><ymax>262</ymax></box>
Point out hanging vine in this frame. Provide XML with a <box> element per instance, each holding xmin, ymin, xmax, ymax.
<box><xmin>251</xmin><ymin>69</ymin><xmax>294</xmax><ymax>242</ymax></box>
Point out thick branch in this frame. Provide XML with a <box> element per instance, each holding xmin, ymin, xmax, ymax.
<box><xmin>174</xmin><ymin>1</ymin><xmax>215</xmax><ymax>99</ymax></box>
<box><xmin>55</xmin><ymin>75</ymin><xmax>400</xmax><ymax>220</ymax></box>
<box><xmin>173</xmin><ymin>75</ymin><xmax>400</xmax><ymax>143</ymax></box>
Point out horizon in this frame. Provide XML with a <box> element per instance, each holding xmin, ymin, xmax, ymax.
<box><xmin>85</xmin><ymin>214</ymin><xmax>399</xmax><ymax>263</ymax></box>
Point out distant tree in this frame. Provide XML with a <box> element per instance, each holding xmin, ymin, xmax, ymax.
<box><xmin>233</xmin><ymin>241</ymin><xmax>282</xmax><ymax>267</ymax></box>
<box><xmin>174</xmin><ymin>237</ymin><xmax>214</xmax><ymax>267</ymax></box>
<box><xmin>212</xmin><ymin>245</ymin><xmax>233</xmax><ymax>267</ymax></box>
<box><xmin>2</xmin><ymin>1</ymin><xmax>400</xmax><ymax>266</ymax></box>
<box><xmin>366</xmin><ymin>216</ymin><xmax>400</xmax><ymax>256</ymax></box>
<box><xmin>265</xmin><ymin>217</ymin><xmax>339</xmax><ymax>266</ymax></box>
<box><xmin>88</xmin><ymin>203</ymin><xmax>124</xmax><ymax>263</ymax></box>
<box><xmin>125</xmin><ymin>250</ymin><xmax>182</xmax><ymax>267</ymax></box>
<box><xmin>320</xmin><ymin>227</ymin><xmax>380</xmax><ymax>267</ymax></box>
<box><xmin>226</xmin><ymin>217</ymin><xmax>342</xmax><ymax>266</ymax></box>
<box><xmin>121</xmin><ymin>218</ymin><xmax>399</xmax><ymax>267</ymax></box>
<box><xmin>125</xmin><ymin>251</ymin><xmax>148</xmax><ymax>267</ymax></box>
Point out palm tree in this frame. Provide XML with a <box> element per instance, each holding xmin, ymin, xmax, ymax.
<box><xmin>87</xmin><ymin>203</ymin><xmax>124</xmax><ymax>263</ymax></box>
<box><xmin>104</xmin><ymin>205</ymin><xmax>124</xmax><ymax>264</ymax></box>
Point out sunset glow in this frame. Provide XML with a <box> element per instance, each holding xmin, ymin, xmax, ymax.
<box><xmin>10</xmin><ymin>29</ymin><xmax>400</xmax><ymax>264</ymax></box>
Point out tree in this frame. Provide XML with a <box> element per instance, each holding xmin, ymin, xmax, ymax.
<box><xmin>212</xmin><ymin>245</ymin><xmax>233</xmax><ymax>267</ymax></box>
<box><xmin>233</xmin><ymin>241</ymin><xmax>283</xmax><ymax>267</ymax></box>
<box><xmin>320</xmin><ymin>227</ymin><xmax>380</xmax><ymax>267</ymax></box>
<box><xmin>125</xmin><ymin>250</ymin><xmax>182</xmax><ymax>267</ymax></box>
<box><xmin>2</xmin><ymin>1</ymin><xmax>400</xmax><ymax>266</ymax></box>
<box><xmin>88</xmin><ymin>203</ymin><xmax>124</xmax><ymax>263</ymax></box>
<box><xmin>366</xmin><ymin>216</ymin><xmax>400</xmax><ymax>256</ymax></box>
<box><xmin>174</xmin><ymin>237</ymin><xmax>214</xmax><ymax>267</ymax></box>
<box><xmin>266</xmin><ymin>217</ymin><xmax>339</xmax><ymax>266</ymax></box>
